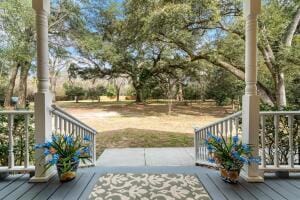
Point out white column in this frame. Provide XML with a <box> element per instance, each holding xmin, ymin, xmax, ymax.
<box><xmin>241</xmin><ymin>0</ymin><xmax>264</xmax><ymax>182</ymax></box>
<box><xmin>30</xmin><ymin>0</ymin><xmax>55</xmax><ymax>182</ymax></box>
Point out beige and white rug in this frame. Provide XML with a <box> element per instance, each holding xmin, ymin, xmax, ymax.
<box><xmin>89</xmin><ymin>173</ymin><xmax>211</xmax><ymax>200</ymax></box>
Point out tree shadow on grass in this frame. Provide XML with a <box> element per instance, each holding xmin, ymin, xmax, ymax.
<box><xmin>58</xmin><ymin>100</ymin><xmax>233</xmax><ymax>118</ymax></box>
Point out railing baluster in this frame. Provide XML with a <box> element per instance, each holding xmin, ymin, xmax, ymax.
<box><xmin>54</xmin><ymin>114</ymin><xmax>58</xmax><ymax>133</ymax></box>
<box><xmin>64</xmin><ymin>118</ymin><xmax>67</xmax><ymax>134</ymax></box>
<box><xmin>8</xmin><ymin>114</ymin><xmax>15</xmax><ymax>169</ymax></box>
<box><xmin>260</xmin><ymin>115</ymin><xmax>266</xmax><ymax>168</ymax></box>
<box><xmin>24</xmin><ymin>114</ymin><xmax>29</xmax><ymax>168</ymax></box>
<box><xmin>288</xmin><ymin>115</ymin><xmax>294</xmax><ymax>168</ymax></box>
<box><xmin>235</xmin><ymin>117</ymin><xmax>239</xmax><ymax>135</ymax></box>
<box><xmin>221</xmin><ymin>122</ymin><xmax>224</xmax><ymax>136</ymax></box>
<box><xmin>92</xmin><ymin>133</ymin><xmax>96</xmax><ymax>164</ymax></box>
<box><xmin>274</xmin><ymin>115</ymin><xmax>279</xmax><ymax>168</ymax></box>
<box><xmin>229</xmin><ymin>119</ymin><xmax>233</xmax><ymax>138</ymax></box>
<box><xmin>59</xmin><ymin>116</ymin><xmax>62</xmax><ymax>134</ymax></box>
<box><xmin>194</xmin><ymin>130</ymin><xmax>198</xmax><ymax>162</ymax></box>
<box><xmin>225</xmin><ymin>120</ymin><xmax>228</xmax><ymax>140</ymax></box>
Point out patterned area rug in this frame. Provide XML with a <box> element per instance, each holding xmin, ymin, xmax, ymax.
<box><xmin>89</xmin><ymin>173</ymin><xmax>211</xmax><ymax>200</ymax></box>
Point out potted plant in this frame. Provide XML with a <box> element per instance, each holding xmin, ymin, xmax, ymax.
<box><xmin>35</xmin><ymin>134</ymin><xmax>92</xmax><ymax>182</ymax></box>
<box><xmin>205</xmin><ymin>133</ymin><xmax>260</xmax><ymax>183</ymax></box>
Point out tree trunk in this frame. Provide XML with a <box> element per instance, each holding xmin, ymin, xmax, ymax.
<box><xmin>4</xmin><ymin>63</ymin><xmax>20</xmax><ymax>108</ymax></box>
<box><xmin>18</xmin><ymin>61</ymin><xmax>31</xmax><ymax>108</ymax></box>
<box><xmin>136</xmin><ymin>88</ymin><xmax>143</xmax><ymax>103</ymax></box>
<box><xmin>276</xmin><ymin>72</ymin><xmax>287</xmax><ymax>108</ymax></box>
<box><xmin>176</xmin><ymin>83</ymin><xmax>184</xmax><ymax>101</ymax></box>
<box><xmin>132</xmin><ymin>79</ymin><xmax>143</xmax><ymax>103</ymax></box>
<box><xmin>116</xmin><ymin>87</ymin><xmax>120</xmax><ymax>102</ymax></box>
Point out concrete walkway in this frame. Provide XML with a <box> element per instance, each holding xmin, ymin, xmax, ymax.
<box><xmin>96</xmin><ymin>147</ymin><xmax>195</xmax><ymax>166</ymax></box>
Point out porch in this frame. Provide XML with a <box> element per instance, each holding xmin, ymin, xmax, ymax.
<box><xmin>1</xmin><ymin>166</ymin><xmax>300</xmax><ymax>200</ymax></box>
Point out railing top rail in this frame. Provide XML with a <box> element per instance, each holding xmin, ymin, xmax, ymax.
<box><xmin>194</xmin><ymin>111</ymin><xmax>242</xmax><ymax>132</ymax></box>
<box><xmin>51</xmin><ymin>105</ymin><xmax>97</xmax><ymax>134</ymax></box>
<box><xmin>260</xmin><ymin>111</ymin><xmax>300</xmax><ymax>115</ymax></box>
<box><xmin>194</xmin><ymin>110</ymin><xmax>300</xmax><ymax>133</ymax></box>
<box><xmin>0</xmin><ymin>110</ymin><xmax>34</xmax><ymax>114</ymax></box>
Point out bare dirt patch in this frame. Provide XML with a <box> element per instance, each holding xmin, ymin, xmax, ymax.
<box><xmin>57</xmin><ymin>100</ymin><xmax>233</xmax><ymax>134</ymax></box>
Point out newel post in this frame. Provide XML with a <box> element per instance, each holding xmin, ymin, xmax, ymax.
<box><xmin>30</xmin><ymin>0</ymin><xmax>55</xmax><ymax>182</ymax></box>
<box><xmin>241</xmin><ymin>0</ymin><xmax>264</xmax><ymax>182</ymax></box>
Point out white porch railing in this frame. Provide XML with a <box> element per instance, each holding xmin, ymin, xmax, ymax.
<box><xmin>0</xmin><ymin>105</ymin><xmax>97</xmax><ymax>174</ymax></box>
<box><xmin>0</xmin><ymin>110</ymin><xmax>35</xmax><ymax>173</ymax></box>
<box><xmin>195</xmin><ymin>110</ymin><xmax>300</xmax><ymax>173</ymax></box>
<box><xmin>51</xmin><ymin>105</ymin><xmax>97</xmax><ymax>165</ymax></box>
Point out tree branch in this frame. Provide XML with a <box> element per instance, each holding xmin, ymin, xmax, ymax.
<box><xmin>282</xmin><ymin>6</ymin><xmax>300</xmax><ymax>47</ymax></box>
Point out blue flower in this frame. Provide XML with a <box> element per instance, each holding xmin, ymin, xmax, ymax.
<box><xmin>233</xmin><ymin>135</ymin><xmax>239</xmax><ymax>144</ymax></box>
<box><xmin>83</xmin><ymin>147</ymin><xmax>90</xmax><ymax>153</ymax></box>
<box><xmin>64</xmin><ymin>136</ymin><xmax>74</xmax><ymax>146</ymax></box>
<box><xmin>43</xmin><ymin>141</ymin><xmax>52</xmax><ymax>148</ymax></box>
<box><xmin>207</xmin><ymin>145</ymin><xmax>214</xmax><ymax>152</ymax></box>
<box><xmin>242</xmin><ymin>144</ymin><xmax>251</xmax><ymax>153</ymax></box>
<box><xmin>52</xmin><ymin>135</ymin><xmax>58</xmax><ymax>142</ymax></box>
<box><xmin>239</xmin><ymin>156</ymin><xmax>248</xmax><ymax>163</ymax></box>
<box><xmin>231</xmin><ymin>151</ymin><xmax>240</xmax><ymax>159</ymax></box>
<box><xmin>216</xmin><ymin>137</ymin><xmax>222</xmax><ymax>143</ymax></box>
<box><xmin>72</xmin><ymin>156</ymin><xmax>79</xmax><ymax>162</ymax></box>
<box><xmin>75</xmin><ymin>150</ymin><xmax>81</xmax><ymax>156</ymax></box>
<box><xmin>34</xmin><ymin>144</ymin><xmax>43</xmax><ymax>149</ymax></box>
<box><xmin>84</xmin><ymin>135</ymin><xmax>91</xmax><ymax>141</ymax></box>
<box><xmin>49</xmin><ymin>154</ymin><xmax>59</xmax><ymax>165</ymax></box>
<box><xmin>44</xmin><ymin>149</ymin><xmax>51</xmax><ymax>156</ymax></box>
<box><xmin>249</xmin><ymin>156</ymin><xmax>261</xmax><ymax>164</ymax></box>
<box><xmin>208</xmin><ymin>157</ymin><xmax>215</xmax><ymax>163</ymax></box>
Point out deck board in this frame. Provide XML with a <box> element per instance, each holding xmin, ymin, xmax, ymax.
<box><xmin>32</xmin><ymin>176</ymin><xmax>62</xmax><ymax>200</ymax></box>
<box><xmin>2</xmin><ymin>180</ymin><xmax>34</xmax><ymax>200</ymax></box>
<box><xmin>64</xmin><ymin>172</ymin><xmax>95</xmax><ymax>200</ymax></box>
<box><xmin>49</xmin><ymin>173</ymin><xmax>84</xmax><ymax>200</ymax></box>
<box><xmin>0</xmin><ymin>166</ymin><xmax>300</xmax><ymax>200</ymax></box>
<box><xmin>18</xmin><ymin>175</ymin><xmax>58</xmax><ymax>200</ymax></box>
<box><xmin>238</xmin><ymin>178</ymin><xmax>272</xmax><ymax>200</ymax></box>
<box><xmin>198</xmin><ymin>173</ymin><xmax>227</xmax><ymax>200</ymax></box>
<box><xmin>208</xmin><ymin>173</ymin><xmax>246</xmax><ymax>200</ymax></box>
<box><xmin>0</xmin><ymin>174</ymin><xmax>28</xmax><ymax>199</ymax></box>
<box><xmin>0</xmin><ymin>174</ymin><xmax>23</xmax><ymax>191</ymax></box>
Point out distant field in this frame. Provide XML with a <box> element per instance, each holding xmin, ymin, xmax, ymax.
<box><xmin>57</xmin><ymin>100</ymin><xmax>234</xmax><ymax>156</ymax></box>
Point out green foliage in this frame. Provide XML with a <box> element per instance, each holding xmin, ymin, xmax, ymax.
<box><xmin>205</xmin><ymin>133</ymin><xmax>258</xmax><ymax>171</ymax></box>
<box><xmin>87</xmin><ymin>85</ymin><xmax>107</xmax><ymax>101</ymax></box>
<box><xmin>35</xmin><ymin>134</ymin><xmax>92</xmax><ymax>173</ymax></box>
<box><xmin>63</xmin><ymin>83</ymin><xmax>85</xmax><ymax>102</ymax></box>
<box><xmin>206</xmin><ymin>69</ymin><xmax>244</xmax><ymax>106</ymax></box>
<box><xmin>0</xmin><ymin>114</ymin><xmax>35</xmax><ymax>166</ymax></box>
<box><xmin>105</xmin><ymin>84</ymin><xmax>116</xmax><ymax>97</ymax></box>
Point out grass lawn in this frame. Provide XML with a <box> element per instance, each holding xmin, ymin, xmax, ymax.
<box><xmin>57</xmin><ymin>100</ymin><xmax>234</xmax><ymax>156</ymax></box>
<box><xmin>95</xmin><ymin>128</ymin><xmax>194</xmax><ymax>157</ymax></box>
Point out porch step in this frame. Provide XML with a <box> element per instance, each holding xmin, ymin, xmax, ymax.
<box><xmin>96</xmin><ymin>147</ymin><xmax>195</xmax><ymax>166</ymax></box>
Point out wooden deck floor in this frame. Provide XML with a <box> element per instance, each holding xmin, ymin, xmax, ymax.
<box><xmin>1</xmin><ymin>166</ymin><xmax>300</xmax><ymax>200</ymax></box>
